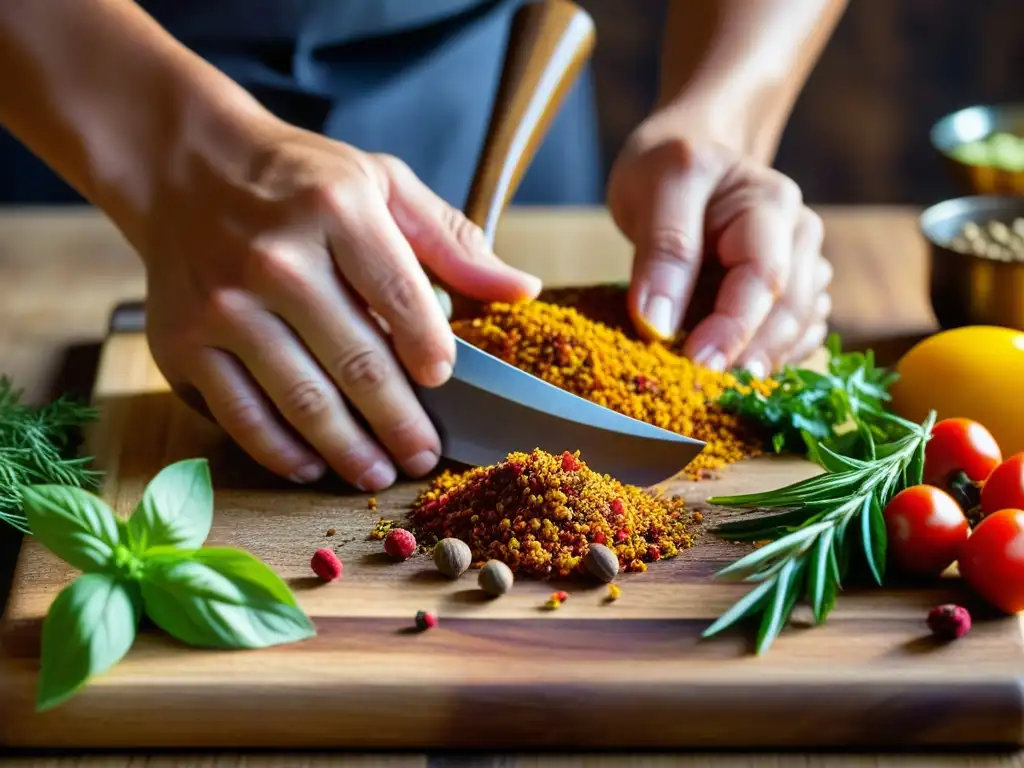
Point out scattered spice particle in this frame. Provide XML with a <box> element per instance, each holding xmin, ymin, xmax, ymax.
<box><xmin>543</xmin><ymin>596</ymin><xmax>563</xmax><ymax>610</ymax></box>
<box><xmin>325</xmin><ymin>528</ymin><xmax>337</xmax><ymax>537</ymax></box>
<box><xmin>606</xmin><ymin>583</ymin><xmax>622</xmax><ymax>602</ymax></box>
<box><xmin>409</xmin><ymin>448</ymin><xmax>698</xmax><ymax>578</ymax></box>
<box><xmin>368</xmin><ymin>497</ymin><xmax>378</xmax><ymax>511</ymax></box>
<box><xmin>927</xmin><ymin>604</ymin><xmax>971</xmax><ymax>640</ymax></box>
<box><xmin>414</xmin><ymin>610</ymin><xmax>438</xmax><ymax>631</ymax></box>
<box><xmin>384</xmin><ymin>528</ymin><xmax>417</xmax><ymax>560</ymax></box>
<box><xmin>310</xmin><ymin>548</ymin><xmax>343</xmax><ymax>582</ymax></box>
<box><xmin>369</xmin><ymin>518</ymin><xmax>395</xmax><ymax>540</ymax></box>
<box><xmin>451</xmin><ymin>295</ymin><xmax>775</xmax><ymax>478</ymax></box>
<box><xmin>692</xmin><ymin>511</ymin><xmax>704</xmax><ymax>523</ymax></box>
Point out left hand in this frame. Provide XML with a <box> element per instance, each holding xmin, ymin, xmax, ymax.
<box><xmin>607</xmin><ymin>110</ymin><xmax>833</xmax><ymax>376</ymax></box>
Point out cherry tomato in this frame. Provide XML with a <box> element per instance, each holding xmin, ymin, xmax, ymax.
<box><xmin>883</xmin><ymin>485</ymin><xmax>970</xmax><ymax>576</ymax></box>
<box><xmin>980</xmin><ymin>453</ymin><xmax>1024</xmax><ymax>519</ymax></box>
<box><xmin>958</xmin><ymin>508</ymin><xmax>1024</xmax><ymax>614</ymax></box>
<box><xmin>923</xmin><ymin>418</ymin><xmax>1002</xmax><ymax>487</ymax></box>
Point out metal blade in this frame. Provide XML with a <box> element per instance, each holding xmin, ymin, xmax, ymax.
<box><xmin>414</xmin><ymin>337</ymin><xmax>705</xmax><ymax>487</ymax></box>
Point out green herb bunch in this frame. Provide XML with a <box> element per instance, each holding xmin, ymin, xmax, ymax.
<box><xmin>702</xmin><ymin>410</ymin><xmax>935</xmax><ymax>654</ymax></box>
<box><xmin>21</xmin><ymin>458</ymin><xmax>315</xmax><ymax>712</ymax></box>
<box><xmin>719</xmin><ymin>334</ymin><xmax>901</xmax><ymax>462</ymax></box>
<box><xmin>0</xmin><ymin>377</ymin><xmax>101</xmax><ymax>532</ymax></box>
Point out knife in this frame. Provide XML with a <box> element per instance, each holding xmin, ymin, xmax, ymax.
<box><xmin>109</xmin><ymin>0</ymin><xmax>706</xmax><ymax>487</ymax></box>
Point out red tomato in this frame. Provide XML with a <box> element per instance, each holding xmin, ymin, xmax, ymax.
<box><xmin>883</xmin><ymin>485</ymin><xmax>970</xmax><ymax>576</ymax></box>
<box><xmin>924</xmin><ymin>418</ymin><xmax>1002</xmax><ymax>487</ymax></box>
<box><xmin>958</xmin><ymin>508</ymin><xmax>1024</xmax><ymax>614</ymax></box>
<box><xmin>980</xmin><ymin>454</ymin><xmax>1024</xmax><ymax>519</ymax></box>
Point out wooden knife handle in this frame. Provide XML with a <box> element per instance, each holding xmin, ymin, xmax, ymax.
<box><xmin>464</xmin><ymin>0</ymin><xmax>596</xmax><ymax>240</ymax></box>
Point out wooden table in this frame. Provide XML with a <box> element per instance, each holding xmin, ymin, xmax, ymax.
<box><xmin>1</xmin><ymin>205</ymin><xmax>1015</xmax><ymax>767</ymax></box>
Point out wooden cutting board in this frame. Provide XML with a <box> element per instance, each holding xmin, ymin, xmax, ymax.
<box><xmin>1</xmin><ymin>325</ymin><xmax>1023</xmax><ymax>751</ymax></box>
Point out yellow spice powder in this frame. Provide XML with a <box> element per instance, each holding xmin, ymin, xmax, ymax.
<box><xmin>452</xmin><ymin>296</ymin><xmax>775</xmax><ymax>478</ymax></box>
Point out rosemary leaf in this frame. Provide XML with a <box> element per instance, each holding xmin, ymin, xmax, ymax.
<box><xmin>756</xmin><ymin>558</ymin><xmax>805</xmax><ymax>655</ymax></box>
<box><xmin>806</xmin><ymin>526</ymin><xmax>834</xmax><ymax>622</ymax></box>
<box><xmin>701</xmin><ymin>578</ymin><xmax>776</xmax><ymax>639</ymax></box>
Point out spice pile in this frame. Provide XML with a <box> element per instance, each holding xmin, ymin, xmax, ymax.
<box><xmin>409</xmin><ymin>448</ymin><xmax>697</xmax><ymax>578</ymax></box>
<box><xmin>452</xmin><ymin>294</ymin><xmax>775</xmax><ymax>478</ymax></box>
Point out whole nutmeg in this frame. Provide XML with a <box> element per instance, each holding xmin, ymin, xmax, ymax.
<box><xmin>478</xmin><ymin>559</ymin><xmax>514</xmax><ymax>596</ymax></box>
<box><xmin>433</xmin><ymin>538</ymin><xmax>472</xmax><ymax>578</ymax></box>
<box><xmin>583</xmin><ymin>543</ymin><xmax>619</xmax><ymax>583</ymax></box>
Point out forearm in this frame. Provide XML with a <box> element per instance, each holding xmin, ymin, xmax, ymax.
<box><xmin>0</xmin><ymin>0</ymin><xmax>270</xmax><ymax>246</ymax></box>
<box><xmin>656</xmin><ymin>0</ymin><xmax>847</xmax><ymax>163</ymax></box>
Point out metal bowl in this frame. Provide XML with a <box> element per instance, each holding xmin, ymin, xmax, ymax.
<box><xmin>921</xmin><ymin>195</ymin><xmax>1024</xmax><ymax>330</ymax></box>
<box><xmin>930</xmin><ymin>104</ymin><xmax>1024</xmax><ymax>195</ymax></box>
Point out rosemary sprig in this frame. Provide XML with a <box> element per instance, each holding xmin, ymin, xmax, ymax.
<box><xmin>719</xmin><ymin>333</ymin><xmax>902</xmax><ymax>462</ymax></box>
<box><xmin>702</xmin><ymin>410</ymin><xmax>936</xmax><ymax>654</ymax></box>
<box><xmin>0</xmin><ymin>377</ymin><xmax>102</xmax><ymax>533</ymax></box>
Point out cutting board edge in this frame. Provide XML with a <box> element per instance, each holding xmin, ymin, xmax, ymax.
<box><xmin>2</xmin><ymin>672</ymin><xmax>1024</xmax><ymax>750</ymax></box>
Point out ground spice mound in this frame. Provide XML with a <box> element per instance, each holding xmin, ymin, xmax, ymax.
<box><xmin>452</xmin><ymin>295</ymin><xmax>776</xmax><ymax>477</ymax></box>
<box><xmin>408</xmin><ymin>449</ymin><xmax>696</xmax><ymax>578</ymax></box>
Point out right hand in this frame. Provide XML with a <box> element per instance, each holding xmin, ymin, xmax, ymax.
<box><xmin>139</xmin><ymin>116</ymin><xmax>541</xmax><ymax>491</ymax></box>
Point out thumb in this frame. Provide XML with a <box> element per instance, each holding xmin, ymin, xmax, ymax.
<box><xmin>376</xmin><ymin>154</ymin><xmax>542</xmax><ymax>302</ymax></box>
<box><xmin>627</xmin><ymin>171</ymin><xmax>715</xmax><ymax>343</ymax></box>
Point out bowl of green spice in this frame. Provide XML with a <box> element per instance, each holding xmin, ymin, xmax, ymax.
<box><xmin>931</xmin><ymin>104</ymin><xmax>1024</xmax><ymax>196</ymax></box>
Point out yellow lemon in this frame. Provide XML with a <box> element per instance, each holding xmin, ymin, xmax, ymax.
<box><xmin>890</xmin><ymin>325</ymin><xmax>1024</xmax><ymax>455</ymax></box>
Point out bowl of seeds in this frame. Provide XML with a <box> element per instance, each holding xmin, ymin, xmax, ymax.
<box><xmin>930</xmin><ymin>104</ymin><xmax>1024</xmax><ymax>196</ymax></box>
<box><xmin>920</xmin><ymin>195</ymin><xmax>1024</xmax><ymax>330</ymax></box>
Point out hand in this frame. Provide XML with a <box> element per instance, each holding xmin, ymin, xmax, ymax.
<box><xmin>607</xmin><ymin>111</ymin><xmax>833</xmax><ymax>376</ymax></box>
<box><xmin>140</xmin><ymin>116</ymin><xmax>541</xmax><ymax>490</ymax></box>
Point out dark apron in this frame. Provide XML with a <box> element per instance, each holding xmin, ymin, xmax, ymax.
<box><xmin>0</xmin><ymin>0</ymin><xmax>603</xmax><ymax>208</ymax></box>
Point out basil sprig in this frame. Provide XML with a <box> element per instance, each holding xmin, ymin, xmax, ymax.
<box><xmin>21</xmin><ymin>458</ymin><xmax>315</xmax><ymax>712</ymax></box>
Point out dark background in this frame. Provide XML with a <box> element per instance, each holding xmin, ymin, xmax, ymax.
<box><xmin>584</xmin><ymin>0</ymin><xmax>1023</xmax><ymax>205</ymax></box>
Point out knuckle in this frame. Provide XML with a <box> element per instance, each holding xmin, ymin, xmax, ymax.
<box><xmin>750</xmin><ymin>259</ymin><xmax>788</xmax><ymax>297</ymax></box>
<box><xmin>281</xmin><ymin>378</ymin><xmax>333</xmax><ymax>421</ymax></box>
<box><xmin>377</xmin><ymin>270</ymin><xmax>420</xmax><ymax>313</ymax></box>
<box><xmin>332</xmin><ymin>347</ymin><xmax>390</xmax><ymax>393</ymax></box>
<box><xmin>204</xmin><ymin>288</ymin><xmax>249</xmax><ymax>329</ymax></box>
<box><xmin>247</xmin><ymin>244</ymin><xmax>308</xmax><ymax>288</ymax></box>
<box><xmin>763</xmin><ymin>173</ymin><xmax>803</xmax><ymax>209</ymax></box>
<box><xmin>373</xmin><ymin>152</ymin><xmax>410</xmax><ymax>177</ymax></box>
<box><xmin>816</xmin><ymin>257</ymin><xmax>835</xmax><ymax>289</ymax></box>
<box><xmin>219</xmin><ymin>394</ymin><xmax>266</xmax><ymax>434</ymax></box>
<box><xmin>815</xmin><ymin>292</ymin><xmax>833</xmax><ymax>319</ymax></box>
<box><xmin>716</xmin><ymin>313</ymin><xmax>755</xmax><ymax>352</ymax></box>
<box><xmin>442</xmin><ymin>204</ymin><xmax>488</xmax><ymax>256</ymax></box>
<box><xmin>380</xmin><ymin>411</ymin><xmax>434</xmax><ymax>452</ymax></box>
<box><xmin>798</xmin><ymin>209</ymin><xmax>825</xmax><ymax>246</ymax></box>
<box><xmin>645</xmin><ymin>226</ymin><xmax>702</xmax><ymax>265</ymax></box>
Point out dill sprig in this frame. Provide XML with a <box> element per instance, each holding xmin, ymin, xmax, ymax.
<box><xmin>0</xmin><ymin>377</ymin><xmax>102</xmax><ymax>533</ymax></box>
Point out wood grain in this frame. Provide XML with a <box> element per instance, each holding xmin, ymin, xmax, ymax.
<box><xmin>2</xmin><ymin>322</ymin><xmax>1023</xmax><ymax>749</ymax></box>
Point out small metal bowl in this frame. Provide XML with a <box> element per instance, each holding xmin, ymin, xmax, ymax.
<box><xmin>921</xmin><ymin>195</ymin><xmax>1024</xmax><ymax>330</ymax></box>
<box><xmin>930</xmin><ymin>104</ymin><xmax>1024</xmax><ymax>195</ymax></box>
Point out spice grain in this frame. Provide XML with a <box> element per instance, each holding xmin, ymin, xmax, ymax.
<box><xmin>583</xmin><ymin>543</ymin><xmax>619</xmax><ymax>582</ymax></box>
<box><xmin>384</xmin><ymin>529</ymin><xmax>417</xmax><ymax>560</ymax></box>
<box><xmin>433</xmin><ymin>537</ymin><xmax>472</xmax><ymax>578</ymax></box>
<box><xmin>452</xmin><ymin>294</ymin><xmax>774</xmax><ymax>477</ymax></box>
<box><xmin>310</xmin><ymin>548</ymin><xmax>343</xmax><ymax>582</ymax></box>
<box><xmin>410</xmin><ymin>448</ymin><xmax>696</xmax><ymax>578</ymax></box>
<box><xmin>478</xmin><ymin>559</ymin><xmax>514</xmax><ymax>596</ymax></box>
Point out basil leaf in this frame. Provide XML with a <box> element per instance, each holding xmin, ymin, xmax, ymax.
<box><xmin>146</xmin><ymin>547</ymin><xmax>299</xmax><ymax>608</ymax></box>
<box><xmin>36</xmin><ymin>573</ymin><xmax>141</xmax><ymax>712</ymax></box>
<box><xmin>127</xmin><ymin>458</ymin><xmax>212</xmax><ymax>553</ymax></box>
<box><xmin>140</xmin><ymin>555</ymin><xmax>315</xmax><ymax>649</ymax></box>
<box><xmin>21</xmin><ymin>485</ymin><xmax>121</xmax><ymax>573</ymax></box>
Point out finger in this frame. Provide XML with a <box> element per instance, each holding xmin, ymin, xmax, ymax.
<box><xmin>784</xmin><ymin>320</ymin><xmax>829</xmax><ymax>367</ymax></box>
<box><xmin>189</xmin><ymin>347</ymin><xmax>326</xmax><ymax>483</ymax></box>
<box><xmin>325</xmin><ymin>189</ymin><xmax>456</xmax><ymax>389</ymax></box>
<box><xmin>215</xmin><ymin>293</ymin><xmax>398</xmax><ymax>492</ymax></box>
<box><xmin>379</xmin><ymin>155</ymin><xmax>542</xmax><ymax>301</ymax></box>
<box><xmin>735</xmin><ymin>209</ymin><xmax>825</xmax><ymax>375</ymax></box>
<box><xmin>251</xmin><ymin>241</ymin><xmax>442</xmax><ymax>478</ymax></box>
<box><xmin>682</xmin><ymin>174</ymin><xmax>801</xmax><ymax>369</ymax></box>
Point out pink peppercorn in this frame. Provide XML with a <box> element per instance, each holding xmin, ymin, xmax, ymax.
<box><xmin>610</xmin><ymin>498</ymin><xmax>625</xmax><ymax>516</ymax></box>
<box><xmin>415</xmin><ymin>610</ymin><xmax>438</xmax><ymax>631</ymax></box>
<box><xmin>927</xmin><ymin>604</ymin><xmax>971</xmax><ymax>641</ymax></box>
<box><xmin>593</xmin><ymin>531</ymin><xmax>606</xmax><ymax>545</ymax></box>
<box><xmin>554</xmin><ymin>590</ymin><xmax>569</xmax><ymax>602</ymax></box>
<box><xmin>615</xmin><ymin>529</ymin><xmax>629</xmax><ymax>543</ymax></box>
<box><xmin>561</xmin><ymin>451</ymin><xmax>581</xmax><ymax>472</ymax></box>
<box><xmin>649</xmin><ymin>545</ymin><xmax>661</xmax><ymax>561</ymax></box>
<box><xmin>310</xmin><ymin>548</ymin><xmax>343</xmax><ymax>582</ymax></box>
<box><xmin>385</xmin><ymin>528</ymin><xmax>417</xmax><ymax>560</ymax></box>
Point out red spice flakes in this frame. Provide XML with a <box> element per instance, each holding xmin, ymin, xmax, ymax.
<box><xmin>368</xmin><ymin>497</ymin><xmax>378</xmax><ymax>511</ymax></box>
<box><xmin>554</xmin><ymin>590</ymin><xmax>569</xmax><ymax>602</ymax></box>
<box><xmin>408</xmin><ymin>448</ymin><xmax>697</xmax><ymax>578</ymax></box>
<box><xmin>415</xmin><ymin>610</ymin><xmax>438</xmax><ymax>631</ymax></box>
<box><xmin>310</xmin><ymin>548</ymin><xmax>343</xmax><ymax>582</ymax></box>
<box><xmin>369</xmin><ymin>518</ymin><xmax>395</xmax><ymax>540</ymax></box>
<box><xmin>561</xmin><ymin>451</ymin><xmax>581</xmax><ymax>472</ymax></box>
<box><xmin>384</xmin><ymin>529</ymin><xmax>417</xmax><ymax>560</ymax></box>
<box><xmin>544</xmin><ymin>590</ymin><xmax>569</xmax><ymax>610</ymax></box>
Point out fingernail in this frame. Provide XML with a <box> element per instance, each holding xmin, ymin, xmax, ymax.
<box><xmin>695</xmin><ymin>346</ymin><xmax>727</xmax><ymax>371</ymax></box>
<box><xmin>742</xmin><ymin>356</ymin><xmax>769</xmax><ymax>379</ymax></box>
<box><xmin>289</xmin><ymin>461</ymin><xmax>326</xmax><ymax>484</ymax></box>
<box><xmin>404</xmin><ymin>449</ymin><xmax>439</xmax><ymax>478</ymax></box>
<box><xmin>355</xmin><ymin>460</ymin><xmax>397</xmax><ymax>492</ymax></box>
<box><xmin>423</xmin><ymin>360</ymin><xmax>453</xmax><ymax>387</ymax></box>
<box><xmin>640</xmin><ymin>295</ymin><xmax>676</xmax><ymax>340</ymax></box>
